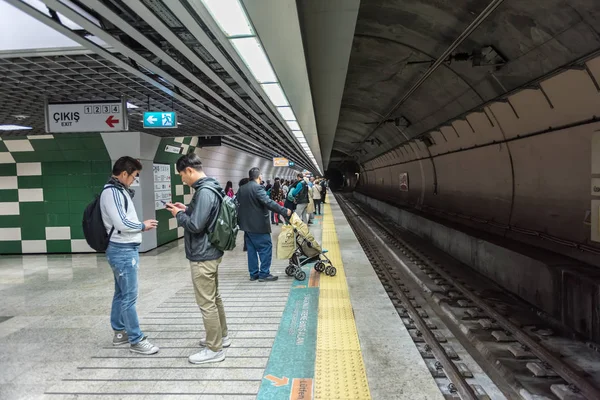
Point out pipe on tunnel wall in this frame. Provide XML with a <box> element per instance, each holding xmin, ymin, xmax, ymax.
<box><xmin>355</xmin><ymin>55</ymin><xmax>600</xmax><ymax>267</ymax></box>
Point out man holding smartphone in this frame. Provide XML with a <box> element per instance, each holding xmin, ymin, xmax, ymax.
<box><xmin>100</xmin><ymin>156</ymin><xmax>159</xmax><ymax>355</ymax></box>
<box><xmin>165</xmin><ymin>153</ymin><xmax>229</xmax><ymax>365</ymax></box>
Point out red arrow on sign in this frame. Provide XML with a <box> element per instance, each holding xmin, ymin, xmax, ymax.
<box><xmin>106</xmin><ymin>115</ymin><xmax>120</xmax><ymax>128</ymax></box>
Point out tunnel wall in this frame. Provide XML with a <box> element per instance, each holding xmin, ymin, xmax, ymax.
<box><xmin>353</xmin><ymin>191</ymin><xmax>600</xmax><ymax>343</ymax></box>
<box><xmin>357</xmin><ymin>55</ymin><xmax>600</xmax><ymax>268</ymax></box>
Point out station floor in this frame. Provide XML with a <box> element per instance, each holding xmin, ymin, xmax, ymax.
<box><xmin>0</xmin><ymin>194</ymin><xmax>442</xmax><ymax>400</ymax></box>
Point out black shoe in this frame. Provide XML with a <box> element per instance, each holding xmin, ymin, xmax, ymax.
<box><xmin>249</xmin><ymin>276</ymin><xmax>259</xmax><ymax>281</ymax></box>
<box><xmin>259</xmin><ymin>275</ymin><xmax>279</xmax><ymax>282</ymax></box>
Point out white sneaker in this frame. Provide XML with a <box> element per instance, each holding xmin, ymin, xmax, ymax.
<box><xmin>199</xmin><ymin>335</ymin><xmax>231</xmax><ymax>348</ymax></box>
<box><xmin>130</xmin><ymin>336</ymin><xmax>159</xmax><ymax>355</ymax></box>
<box><xmin>189</xmin><ymin>348</ymin><xmax>225</xmax><ymax>364</ymax></box>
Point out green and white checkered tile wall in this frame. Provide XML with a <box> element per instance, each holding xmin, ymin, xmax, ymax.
<box><xmin>0</xmin><ymin>134</ymin><xmax>111</xmax><ymax>254</ymax></box>
<box><xmin>0</xmin><ymin>134</ymin><xmax>198</xmax><ymax>254</ymax></box>
<box><xmin>154</xmin><ymin>136</ymin><xmax>197</xmax><ymax>247</ymax></box>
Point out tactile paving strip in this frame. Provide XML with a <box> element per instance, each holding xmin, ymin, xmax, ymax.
<box><xmin>315</xmin><ymin>203</ymin><xmax>371</xmax><ymax>399</ymax></box>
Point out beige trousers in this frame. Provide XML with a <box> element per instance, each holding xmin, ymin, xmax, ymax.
<box><xmin>189</xmin><ymin>258</ymin><xmax>228</xmax><ymax>351</ymax></box>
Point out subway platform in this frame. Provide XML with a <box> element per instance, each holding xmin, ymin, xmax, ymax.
<box><xmin>0</xmin><ymin>193</ymin><xmax>441</xmax><ymax>399</ymax></box>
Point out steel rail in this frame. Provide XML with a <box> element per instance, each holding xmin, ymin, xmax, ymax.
<box><xmin>338</xmin><ymin>196</ymin><xmax>479</xmax><ymax>400</ymax></box>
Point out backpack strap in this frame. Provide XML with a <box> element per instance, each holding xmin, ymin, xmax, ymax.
<box><xmin>199</xmin><ymin>186</ymin><xmax>224</xmax><ymax>233</ymax></box>
<box><xmin>102</xmin><ymin>185</ymin><xmax>129</xmax><ymax>236</ymax></box>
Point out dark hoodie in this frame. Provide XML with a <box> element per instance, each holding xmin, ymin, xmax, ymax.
<box><xmin>176</xmin><ymin>177</ymin><xmax>224</xmax><ymax>262</ymax></box>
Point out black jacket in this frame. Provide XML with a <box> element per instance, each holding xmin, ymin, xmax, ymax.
<box><xmin>237</xmin><ymin>180</ymin><xmax>287</xmax><ymax>233</ymax></box>
<box><xmin>176</xmin><ymin>177</ymin><xmax>224</xmax><ymax>262</ymax></box>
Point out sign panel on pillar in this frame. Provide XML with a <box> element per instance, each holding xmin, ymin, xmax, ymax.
<box><xmin>45</xmin><ymin>99</ymin><xmax>127</xmax><ymax>133</ymax></box>
<box><xmin>288</xmin><ymin>161</ymin><xmax>295</xmax><ymax>167</ymax></box>
<box><xmin>144</xmin><ymin>111</ymin><xmax>177</xmax><ymax>129</ymax></box>
<box><xmin>273</xmin><ymin>157</ymin><xmax>289</xmax><ymax>167</ymax></box>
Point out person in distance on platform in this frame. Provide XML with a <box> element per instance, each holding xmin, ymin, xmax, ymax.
<box><xmin>237</xmin><ymin>167</ymin><xmax>292</xmax><ymax>281</ymax></box>
<box><xmin>165</xmin><ymin>153</ymin><xmax>229</xmax><ymax>365</ymax></box>
<box><xmin>100</xmin><ymin>156</ymin><xmax>159</xmax><ymax>355</ymax></box>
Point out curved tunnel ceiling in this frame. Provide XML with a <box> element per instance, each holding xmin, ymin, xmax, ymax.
<box><xmin>330</xmin><ymin>0</ymin><xmax>600</xmax><ymax>166</ymax></box>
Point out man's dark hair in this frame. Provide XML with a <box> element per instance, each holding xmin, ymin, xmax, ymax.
<box><xmin>249</xmin><ymin>167</ymin><xmax>260</xmax><ymax>180</ymax></box>
<box><xmin>176</xmin><ymin>153</ymin><xmax>203</xmax><ymax>173</ymax></box>
<box><xmin>297</xmin><ymin>173</ymin><xmax>303</xmax><ymax>179</ymax></box>
<box><xmin>112</xmin><ymin>156</ymin><xmax>142</xmax><ymax>176</ymax></box>
<box><xmin>239</xmin><ymin>178</ymin><xmax>249</xmax><ymax>187</ymax></box>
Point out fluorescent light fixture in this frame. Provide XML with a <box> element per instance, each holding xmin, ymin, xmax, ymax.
<box><xmin>261</xmin><ymin>83</ymin><xmax>289</xmax><ymax>107</ymax></box>
<box><xmin>293</xmin><ymin>132</ymin><xmax>304</xmax><ymax>138</ymax></box>
<box><xmin>277</xmin><ymin>106</ymin><xmax>296</xmax><ymax>121</ymax></box>
<box><xmin>286</xmin><ymin>120</ymin><xmax>300</xmax><ymax>131</ymax></box>
<box><xmin>298</xmin><ymin>137</ymin><xmax>307</xmax><ymax>143</ymax></box>
<box><xmin>0</xmin><ymin>125</ymin><xmax>32</xmax><ymax>130</ymax></box>
<box><xmin>231</xmin><ymin>37</ymin><xmax>277</xmax><ymax>83</ymax></box>
<box><xmin>126</xmin><ymin>102</ymin><xmax>138</xmax><ymax>109</ymax></box>
<box><xmin>200</xmin><ymin>0</ymin><xmax>253</xmax><ymax>37</ymax></box>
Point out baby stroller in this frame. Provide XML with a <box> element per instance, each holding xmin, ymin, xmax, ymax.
<box><xmin>284</xmin><ymin>214</ymin><xmax>336</xmax><ymax>281</ymax></box>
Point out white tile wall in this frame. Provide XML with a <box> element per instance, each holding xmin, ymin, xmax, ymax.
<box><xmin>190</xmin><ymin>137</ymin><xmax>198</xmax><ymax>147</ymax></box>
<box><xmin>174</xmin><ymin>137</ymin><xmax>184</xmax><ymax>143</ymax></box>
<box><xmin>0</xmin><ymin>152</ymin><xmax>15</xmax><ymax>164</ymax></box>
<box><xmin>0</xmin><ymin>176</ymin><xmax>18</xmax><ymax>189</ymax></box>
<box><xmin>0</xmin><ymin>227</ymin><xmax>21</xmax><ymax>241</ymax></box>
<box><xmin>21</xmin><ymin>240</ymin><xmax>47</xmax><ymax>253</ymax></box>
<box><xmin>176</xmin><ymin>185</ymin><xmax>184</xmax><ymax>196</ymax></box>
<box><xmin>0</xmin><ymin>202</ymin><xmax>19</xmax><ymax>216</ymax></box>
<box><xmin>4</xmin><ymin>140</ymin><xmax>34</xmax><ymax>152</ymax></box>
<box><xmin>184</xmin><ymin>194</ymin><xmax>193</xmax><ymax>204</ymax></box>
<box><xmin>71</xmin><ymin>239</ymin><xmax>96</xmax><ymax>253</ymax></box>
<box><xmin>45</xmin><ymin>227</ymin><xmax>71</xmax><ymax>240</ymax></box>
<box><xmin>177</xmin><ymin>227</ymin><xmax>184</xmax><ymax>237</ymax></box>
<box><xmin>16</xmin><ymin>162</ymin><xmax>42</xmax><ymax>176</ymax></box>
<box><xmin>168</xmin><ymin>218</ymin><xmax>177</xmax><ymax>230</ymax></box>
<box><xmin>181</xmin><ymin>144</ymin><xmax>189</xmax><ymax>154</ymax></box>
<box><xmin>18</xmin><ymin>188</ymin><xmax>44</xmax><ymax>202</ymax></box>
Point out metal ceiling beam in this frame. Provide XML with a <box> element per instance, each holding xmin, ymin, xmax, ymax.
<box><xmin>115</xmin><ymin>0</ymin><xmax>304</xmax><ymax>161</ymax></box>
<box><xmin>163</xmin><ymin>0</ymin><xmax>310</xmax><ymax>164</ymax></box>
<box><xmin>347</xmin><ymin>0</ymin><xmax>505</xmax><ymax>158</ymax></box>
<box><xmin>81</xmin><ymin>0</ymin><xmax>312</xmax><ymax>170</ymax></box>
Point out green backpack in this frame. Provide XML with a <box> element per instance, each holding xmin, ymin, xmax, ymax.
<box><xmin>203</xmin><ymin>186</ymin><xmax>239</xmax><ymax>251</ymax></box>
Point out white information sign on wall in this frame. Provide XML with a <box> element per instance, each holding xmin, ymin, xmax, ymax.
<box><xmin>153</xmin><ymin>163</ymin><xmax>172</xmax><ymax>210</ymax></box>
<box><xmin>45</xmin><ymin>100</ymin><xmax>127</xmax><ymax>133</ymax></box>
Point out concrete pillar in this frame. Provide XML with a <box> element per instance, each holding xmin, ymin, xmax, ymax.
<box><xmin>101</xmin><ymin>132</ymin><xmax>161</xmax><ymax>252</ymax></box>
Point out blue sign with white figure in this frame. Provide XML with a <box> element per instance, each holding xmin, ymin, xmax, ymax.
<box><xmin>143</xmin><ymin>111</ymin><xmax>177</xmax><ymax>129</ymax></box>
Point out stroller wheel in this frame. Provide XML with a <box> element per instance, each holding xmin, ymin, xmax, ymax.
<box><xmin>285</xmin><ymin>266</ymin><xmax>296</xmax><ymax>276</ymax></box>
<box><xmin>325</xmin><ymin>266</ymin><xmax>334</xmax><ymax>276</ymax></box>
<box><xmin>329</xmin><ymin>266</ymin><xmax>337</xmax><ymax>276</ymax></box>
<box><xmin>295</xmin><ymin>270</ymin><xmax>306</xmax><ymax>281</ymax></box>
<box><xmin>314</xmin><ymin>261</ymin><xmax>325</xmax><ymax>272</ymax></box>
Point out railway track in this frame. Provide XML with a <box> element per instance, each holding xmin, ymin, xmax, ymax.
<box><xmin>336</xmin><ymin>194</ymin><xmax>600</xmax><ymax>400</ymax></box>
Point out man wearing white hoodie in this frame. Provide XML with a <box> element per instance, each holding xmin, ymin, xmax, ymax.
<box><xmin>100</xmin><ymin>156</ymin><xmax>159</xmax><ymax>355</ymax></box>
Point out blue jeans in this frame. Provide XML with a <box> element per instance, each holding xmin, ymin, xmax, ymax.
<box><xmin>106</xmin><ymin>242</ymin><xmax>143</xmax><ymax>344</ymax></box>
<box><xmin>245</xmin><ymin>232</ymin><xmax>273</xmax><ymax>279</ymax></box>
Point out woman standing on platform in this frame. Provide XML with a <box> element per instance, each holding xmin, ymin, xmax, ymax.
<box><xmin>225</xmin><ymin>181</ymin><xmax>234</xmax><ymax>198</ymax></box>
<box><xmin>270</xmin><ymin>180</ymin><xmax>284</xmax><ymax>225</ymax></box>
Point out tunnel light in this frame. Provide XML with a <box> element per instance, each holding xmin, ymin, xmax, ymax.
<box><xmin>277</xmin><ymin>106</ymin><xmax>296</xmax><ymax>121</ymax></box>
<box><xmin>293</xmin><ymin>131</ymin><xmax>304</xmax><ymax>138</ymax></box>
<box><xmin>126</xmin><ymin>102</ymin><xmax>138</xmax><ymax>109</ymax></box>
<box><xmin>231</xmin><ymin>37</ymin><xmax>277</xmax><ymax>83</ymax></box>
<box><xmin>261</xmin><ymin>83</ymin><xmax>289</xmax><ymax>107</ymax></box>
<box><xmin>0</xmin><ymin>125</ymin><xmax>32</xmax><ymax>130</ymax></box>
<box><xmin>200</xmin><ymin>0</ymin><xmax>253</xmax><ymax>37</ymax></box>
<box><xmin>297</xmin><ymin>137</ymin><xmax>307</xmax><ymax>144</ymax></box>
<box><xmin>286</xmin><ymin>121</ymin><xmax>300</xmax><ymax>131</ymax></box>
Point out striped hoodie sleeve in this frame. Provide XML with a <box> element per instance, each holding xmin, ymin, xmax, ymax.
<box><xmin>101</xmin><ymin>187</ymin><xmax>144</xmax><ymax>232</ymax></box>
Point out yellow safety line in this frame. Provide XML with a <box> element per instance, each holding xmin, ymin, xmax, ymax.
<box><xmin>315</xmin><ymin>203</ymin><xmax>371</xmax><ymax>400</ymax></box>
